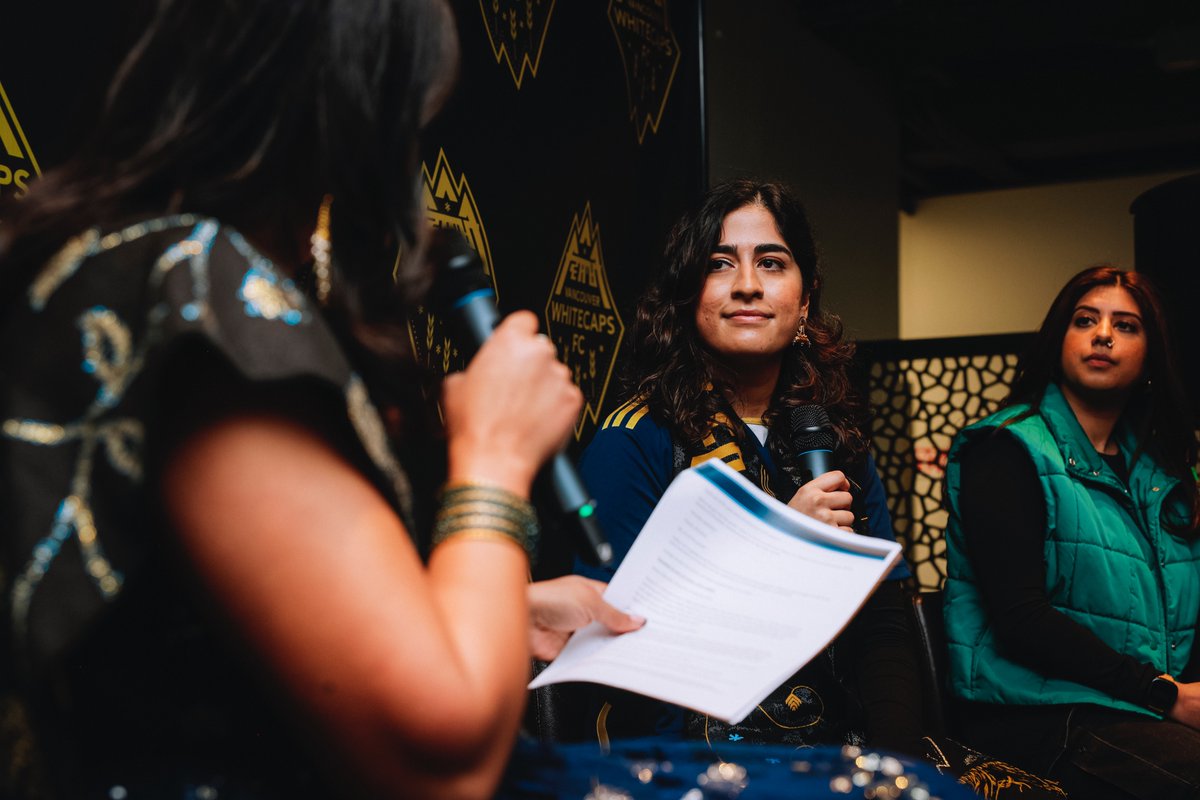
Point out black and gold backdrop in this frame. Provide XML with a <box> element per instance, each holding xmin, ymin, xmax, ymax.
<box><xmin>415</xmin><ymin>0</ymin><xmax>706</xmax><ymax>447</ymax></box>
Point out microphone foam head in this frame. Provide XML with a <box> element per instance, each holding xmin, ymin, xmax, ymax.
<box><xmin>790</xmin><ymin>405</ymin><xmax>836</xmax><ymax>451</ymax></box>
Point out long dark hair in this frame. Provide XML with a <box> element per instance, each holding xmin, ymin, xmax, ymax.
<box><xmin>625</xmin><ymin>178</ymin><xmax>868</xmax><ymax>464</ymax></box>
<box><xmin>0</xmin><ymin>0</ymin><xmax>458</xmax><ymax>341</ymax></box>
<box><xmin>1007</xmin><ymin>265</ymin><xmax>1199</xmax><ymax>533</ymax></box>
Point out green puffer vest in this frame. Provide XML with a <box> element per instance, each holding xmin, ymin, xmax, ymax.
<box><xmin>944</xmin><ymin>383</ymin><xmax>1200</xmax><ymax>715</ymax></box>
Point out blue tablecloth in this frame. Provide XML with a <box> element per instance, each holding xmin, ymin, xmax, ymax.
<box><xmin>500</xmin><ymin>737</ymin><xmax>976</xmax><ymax>799</ymax></box>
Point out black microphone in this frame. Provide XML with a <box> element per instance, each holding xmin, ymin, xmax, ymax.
<box><xmin>788</xmin><ymin>405</ymin><xmax>836</xmax><ymax>485</ymax></box>
<box><xmin>430</xmin><ymin>229</ymin><xmax>613</xmax><ymax>566</ymax></box>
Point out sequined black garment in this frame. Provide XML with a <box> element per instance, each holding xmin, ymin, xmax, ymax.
<box><xmin>1</xmin><ymin>218</ymin><xmax>415</xmax><ymax>798</ymax></box>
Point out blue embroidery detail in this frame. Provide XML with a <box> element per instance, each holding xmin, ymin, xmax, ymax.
<box><xmin>727</xmin><ymin>733</ymin><xmax>744</xmax><ymax>742</ymax></box>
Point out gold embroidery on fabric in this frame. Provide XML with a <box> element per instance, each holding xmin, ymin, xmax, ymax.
<box><xmin>595</xmin><ymin>702</ymin><xmax>613</xmax><ymax>753</ymax></box>
<box><xmin>345</xmin><ymin>374</ymin><xmax>414</xmax><ymax>523</ymax></box>
<box><xmin>238</xmin><ymin>270</ymin><xmax>305</xmax><ymax>324</ymax></box>
<box><xmin>752</xmin><ymin>686</ymin><xmax>824</xmax><ymax>730</ymax></box>
<box><xmin>2</xmin><ymin>419</ymin><xmax>77</xmax><ymax>445</ymax></box>
<box><xmin>99</xmin><ymin>419</ymin><xmax>144</xmax><ymax>481</ymax></box>
<box><xmin>28</xmin><ymin>228</ymin><xmax>99</xmax><ymax>309</ymax></box>
<box><xmin>29</xmin><ymin>215</ymin><xmax>201</xmax><ymax>311</ymax></box>
<box><xmin>80</xmin><ymin>308</ymin><xmax>135</xmax><ymax>404</ymax></box>
<box><xmin>6</xmin><ymin>216</ymin><xmax>209</xmax><ymax>636</ymax></box>
<box><xmin>923</xmin><ymin>736</ymin><xmax>952</xmax><ymax>772</ymax></box>
<box><xmin>958</xmin><ymin>760</ymin><xmax>1067</xmax><ymax>799</ymax></box>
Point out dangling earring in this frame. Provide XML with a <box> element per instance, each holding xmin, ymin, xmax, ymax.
<box><xmin>792</xmin><ymin>315</ymin><xmax>810</xmax><ymax>347</ymax></box>
<box><xmin>310</xmin><ymin>194</ymin><xmax>333</xmax><ymax>306</ymax></box>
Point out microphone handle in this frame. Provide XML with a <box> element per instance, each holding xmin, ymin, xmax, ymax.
<box><xmin>451</xmin><ymin>293</ymin><xmax>612</xmax><ymax>566</ymax></box>
<box><xmin>550</xmin><ymin>453</ymin><xmax>613</xmax><ymax>565</ymax></box>
<box><xmin>795</xmin><ymin>448</ymin><xmax>834</xmax><ymax>484</ymax></box>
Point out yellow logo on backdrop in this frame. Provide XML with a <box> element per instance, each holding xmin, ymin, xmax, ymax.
<box><xmin>409</xmin><ymin>149</ymin><xmax>498</xmax><ymax>376</ymax></box>
<box><xmin>479</xmin><ymin>0</ymin><xmax>555</xmax><ymax>89</ymax></box>
<box><xmin>545</xmin><ymin>203</ymin><xmax>624</xmax><ymax>440</ymax></box>
<box><xmin>0</xmin><ymin>81</ymin><xmax>40</xmax><ymax>200</ymax></box>
<box><xmin>608</xmin><ymin>0</ymin><xmax>680</xmax><ymax>143</ymax></box>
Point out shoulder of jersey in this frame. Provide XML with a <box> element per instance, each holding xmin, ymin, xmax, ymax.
<box><xmin>600</xmin><ymin>399</ymin><xmax>653</xmax><ymax>432</ymax></box>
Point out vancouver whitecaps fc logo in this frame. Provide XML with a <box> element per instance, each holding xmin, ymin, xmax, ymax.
<box><xmin>544</xmin><ymin>203</ymin><xmax>624</xmax><ymax>440</ymax></box>
<box><xmin>409</xmin><ymin>149</ymin><xmax>497</xmax><ymax>376</ymax></box>
<box><xmin>0</xmin><ymin>81</ymin><xmax>39</xmax><ymax>202</ymax></box>
<box><xmin>479</xmin><ymin>0</ymin><xmax>556</xmax><ymax>90</ymax></box>
<box><xmin>608</xmin><ymin>0</ymin><xmax>680</xmax><ymax>143</ymax></box>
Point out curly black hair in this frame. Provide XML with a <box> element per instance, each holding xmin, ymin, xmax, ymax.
<box><xmin>624</xmin><ymin>178</ymin><xmax>869</xmax><ymax>469</ymax></box>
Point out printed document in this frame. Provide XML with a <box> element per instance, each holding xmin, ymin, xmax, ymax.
<box><xmin>529</xmin><ymin>458</ymin><xmax>902</xmax><ymax>724</ymax></box>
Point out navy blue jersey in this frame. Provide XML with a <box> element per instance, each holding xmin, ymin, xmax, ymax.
<box><xmin>576</xmin><ymin>399</ymin><xmax>910</xmax><ymax>582</ymax></box>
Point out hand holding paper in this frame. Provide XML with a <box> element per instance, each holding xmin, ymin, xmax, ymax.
<box><xmin>529</xmin><ymin>458</ymin><xmax>901</xmax><ymax>724</ymax></box>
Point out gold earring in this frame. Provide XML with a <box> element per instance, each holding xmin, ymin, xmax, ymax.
<box><xmin>310</xmin><ymin>194</ymin><xmax>333</xmax><ymax>305</ymax></box>
<box><xmin>792</xmin><ymin>315</ymin><xmax>810</xmax><ymax>347</ymax></box>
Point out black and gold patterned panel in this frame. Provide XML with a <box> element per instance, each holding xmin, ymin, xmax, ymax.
<box><xmin>858</xmin><ymin>335</ymin><xmax>1033</xmax><ymax>590</ymax></box>
<box><xmin>418</xmin><ymin>1</ymin><xmax>705</xmax><ymax>446</ymax></box>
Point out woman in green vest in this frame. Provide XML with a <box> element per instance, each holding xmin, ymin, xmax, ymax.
<box><xmin>944</xmin><ymin>266</ymin><xmax>1200</xmax><ymax>798</ymax></box>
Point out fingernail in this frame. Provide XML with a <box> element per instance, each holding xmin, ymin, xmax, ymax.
<box><xmin>630</xmin><ymin>615</ymin><xmax>647</xmax><ymax>626</ymax></box>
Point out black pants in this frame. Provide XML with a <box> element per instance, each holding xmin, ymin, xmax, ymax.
<box><xmin>960</xmin><ymin>702</ymin><xmax>1200</xmax><ymax>799</ymax></box>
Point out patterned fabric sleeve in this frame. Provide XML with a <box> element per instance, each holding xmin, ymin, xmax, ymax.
<box><xmin>1</xmin><ymin>217</ymin><xmax>412</xmax><ymax>668</ymax></box>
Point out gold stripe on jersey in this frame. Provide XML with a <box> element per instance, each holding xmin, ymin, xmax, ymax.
<box><xmin>690</xmin><ymin>441</ymin><xmax>746</xmax><ymax>473</ymax></box>
<box><xmin>603</xmin><ymin>400</ymin><xmax>649</xmax><ymax>431</ymax></box>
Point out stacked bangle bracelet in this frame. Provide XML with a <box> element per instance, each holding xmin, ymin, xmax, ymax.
<box><xmin>432</xmin><ymin>483</ymin><xmax>539</xmax><ymax>562</ymax></box>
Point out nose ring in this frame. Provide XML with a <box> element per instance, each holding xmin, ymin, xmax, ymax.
<box><xmin>1099</xmin><ymin>337</ymin><xmax>1113</xmax><ymax>349</ymax></box>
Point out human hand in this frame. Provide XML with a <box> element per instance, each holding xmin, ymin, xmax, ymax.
<box><xmin>786</xmin><ymin>470</ymin><xmax>854</xmax><ymax>531</ymax></box>
<box><xmin>442</xmin><ymin>311</ymin><xmax>582</xmax><ymax>496</ymax></box>
<box><xmin>1167</xmin><ymin>677</ymin><xmax>1200</xmax><ymax>729</ymax></box>
<box><xmin>527</xmin><ymin>576</ymin><xmax>645</xmax><ymax>661</ymax></box>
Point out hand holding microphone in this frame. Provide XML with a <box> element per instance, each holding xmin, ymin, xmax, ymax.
<box><xmin>432</xmin><ymin>229</ymin><xmax>613</xmax><ymax>566</ymax></box>
<box><xmin>784</xmin><ymin>405</ymin><xmax>854</xmax><ymax>531</ymax></box>
<box><xmin>441</xmin><ymin>313</ymin><xmax>580</xmax><ymax>495</ymax></box>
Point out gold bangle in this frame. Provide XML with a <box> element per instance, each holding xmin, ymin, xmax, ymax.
<box><xmin>433</xmin><ymin>482</ymin><xmax>539</xmax><ymax>562</ymax></box>
<box><xmin>432</xmin><ymin>529</ymin><xmax>529</xmax><ymax>554</ymax></box>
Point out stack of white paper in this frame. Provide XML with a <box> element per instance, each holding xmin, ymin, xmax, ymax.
<box><xmin>529</xmin><ymin>458</ymin><xmax>901</xmax><ymax>724</ymax></box>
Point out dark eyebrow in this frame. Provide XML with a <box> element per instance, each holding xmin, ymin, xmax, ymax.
<box><xmin>1074</xmin><ymin>304</ymin><xmax>1143</xmax><ymax>321</ymax></box>
<box><xmin>711</xmin><ymin>243</ymin><xmax>793</xmax><ymax>257</ymax></box>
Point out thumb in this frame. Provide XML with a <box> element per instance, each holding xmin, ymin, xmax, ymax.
<box><xmin>590</xmin><ymin>598</ymin><xmax>646</xmax><ymax>634</ymax></box>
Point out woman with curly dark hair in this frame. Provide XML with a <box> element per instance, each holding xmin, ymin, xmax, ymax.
<box><xmin>575</xmin><ymin>178</ymin><xmax>921</xmax><ymax>753</ymax></box>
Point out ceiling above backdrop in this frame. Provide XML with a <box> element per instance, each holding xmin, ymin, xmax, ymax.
<box><xmin>791</xmin><ymin>1</ymin><xmax>1200</xmax><ymax>210</ymax></box>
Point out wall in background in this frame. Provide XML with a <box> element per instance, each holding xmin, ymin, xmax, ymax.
<box><xmin>705</xmin><ymin>0</ymin><xmax>901</xmax><ymax>341</ymax></box>
<box><xmin>898</xmin><ymin>169</ymin><xmax>1194</xmax><ymax>340</ymax></box>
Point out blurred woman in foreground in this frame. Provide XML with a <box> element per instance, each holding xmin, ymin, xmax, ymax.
<box><xmin>0</xmin><ymin>1</ymin><xmax>639</xmax><ymax>797</ymax></box>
